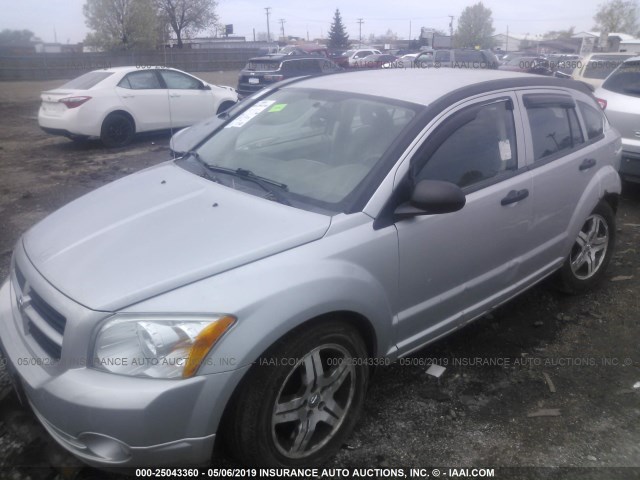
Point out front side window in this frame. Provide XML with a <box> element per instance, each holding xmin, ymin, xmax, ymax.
<box><xmin>159</xmin><ymin>70</ymin><xmax>202</xmax><ymax>89</ymax></box>
<box><xmin>188</xmin><ymin>89</ymin><xmax>419</xmax><ymax>212</ymax></box>
<box><xmin>527</xmin><ymin>104</ymin><xmax>584</xmax><ymax>161</ymax></box>
<box><xmin>415</xmin><ymin>99</ymin><xmax>518</xmax><ymax>188</ymax></box>
<box><xmin>118</xmin><ymin>71</ymin><xmax>162</xmax><ymax>89</ymax></box>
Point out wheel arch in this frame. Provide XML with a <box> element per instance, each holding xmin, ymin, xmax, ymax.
<box><xmin>102</xmin><ymin>109</ymin><xmax>136</xmax><ymax>133</ymax></box>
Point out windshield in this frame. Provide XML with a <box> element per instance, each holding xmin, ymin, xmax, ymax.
<box><xmin>602</xmin><ymin>61</ymin><xmax>640</xmax><ymax>97</ymax></box>
<box><xmin>188</xmin><ymin>88</ymin><xmax>418</xmax><ymax>213</ymax></box>
<box><xmin>59</xmin><ymin>71</ymin><xmax>113</xmax><ymax>90</ymax></box>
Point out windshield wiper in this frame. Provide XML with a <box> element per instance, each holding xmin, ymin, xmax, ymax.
<box><xmin>185</xmin><ymin>151</ymin><xmax>223</xmax><ymax>184</ymax></box>
<box><xmin>186</xmin><ymin>152</ymin><xmax>290</xmax><ymax>205</ymax></box>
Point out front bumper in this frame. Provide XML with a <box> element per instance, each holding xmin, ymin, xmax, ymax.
<box><xmin>0</xmin><ymin>252</ymin><xmax>249</xmax><ymax>468</ymax></box>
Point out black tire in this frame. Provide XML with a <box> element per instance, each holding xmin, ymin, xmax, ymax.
<box><xmin>555</xmin><ymin>201</ymin><xmax>616</xmax><ymax>294</ymax></box>
<box><xmin>217</xmin><ymin>101</ymin><xmax>236</xmax><ymax>115</ymax></box>
<box><xmin>225</xmin><ymin>321</ymin><xmax>369</xmax><ymax>467</ymax></box>
<box><xmin>100</xmin><ymin>113</ymin><xmax>134</xmax><ymax>148</ymax></box>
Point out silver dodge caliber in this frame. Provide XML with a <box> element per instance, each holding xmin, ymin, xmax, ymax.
<box><xmin>0</xmin><ymin>69</ymin><xmax>622</xmax><ymax>468</ymax></box>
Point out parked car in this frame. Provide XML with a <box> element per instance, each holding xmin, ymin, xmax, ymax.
<box><xmin>431</xmin><ymin>49</ymin><xmax>499</xmax><ymax>69</ymax></box>
<box><xmin>278</xmin><ymin>44</ymin><xmax>328</xmax><ymax>57</ymax></box>
<box><xmin>1</xmin><ymin>69</ymin><xmax>621</xmax><ymax>469</ymax></box>
<box><xmin>352</xmin><ymin>53</ymin><xmax>398</xmax><ymax>69</ymax></box>
<box><xmin>498</xmin><ymin>52</ymin><xmax>526</xmax><ymax>65</ymax></box>
<box><xmin>498</xmin><ymin>56</ymin><xmax>553</xmax><ymax>75</ymax></box>
<box><xmin>572</xmin><ymin>52</ymin><xmax>636</xmax><ymax>89</ymax></box>
<box><xmin>338</xmin><ymin>48</ymin><xmax>382</xmax><ymax>67</ymax></box>
<box><xmin>595</xmin><ymin>56</ymin><xmax>640</xmax><ymax>183</ymax></box>
<box><xmin>237</xmin><ymin>55</ymin><xmax>341</xmax><ymax>98</ymax></box>
<box><xmin>37</xmin><ymin>67</ymin><xmax>238</xmax><ymax>147</ymax></box>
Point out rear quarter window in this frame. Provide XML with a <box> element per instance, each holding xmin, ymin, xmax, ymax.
<box><xmin>578</xmin><ymin>101</ymin><xmax>605</xmax><ymax>139</ymax></box>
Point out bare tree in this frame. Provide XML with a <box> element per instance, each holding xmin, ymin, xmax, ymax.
<box><xmin>155</xmin><ymin>0</ymin><xmax>218</xmax><ymax>48</ymax></box>
<box><xmin>593</xmin><ymin>0</ymin><xmax>639</xmax><ymax>34</ymax></box>
<box><xmin>455</xmin><ymin>2</ymin><xmax>496</xmax><ymax>49</ymax></box>
<box><xmin>83</xmin><ymin>0</ymin><xmax>157</xmax><ymax>50</ymax></box>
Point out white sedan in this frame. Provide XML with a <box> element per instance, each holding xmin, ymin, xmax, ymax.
<box><xmin>38</xmin><ymin>66</ymin><xmax>238</xmax><ymax>147</ymax></box>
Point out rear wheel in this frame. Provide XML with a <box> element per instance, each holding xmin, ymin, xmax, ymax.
<box><xmin>100</xmin><ymin>113</ymin><xmax>134</xmax><ymax>148</ymax></box>
<box><xmin>555</xmin><ymin>201</ymin><xmax>615</xmax><ymax>293</ymax></box>
<box><xmin>225</xmin><ymin>321</ymin><xmax>369</xmax><ymax>466</ymax></box>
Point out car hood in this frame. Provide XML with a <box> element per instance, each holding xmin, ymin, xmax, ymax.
<box><xmin>23</xmin><ymin>162</ymin><xmax>331</xmax><ymax>311</ymax></box>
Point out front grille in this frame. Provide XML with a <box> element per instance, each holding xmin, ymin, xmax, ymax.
<box><xmin>15</xmin><ymin>265</ymin><xmax>26</xmax><ymax>290</ymax></box>
<box><xmin>13</xmin><ymin>263</ymin><xmax>66</xmax><ymax>360</ymax></box>
<box><xmin>29</xmin><ymin>289</ymin><xmax>66</xmax><ymax>335</ymax></box>
<box><xmin>29</xmin><ymin>322</ymin><xmax>62</xmax><ymax>359</ymax></box>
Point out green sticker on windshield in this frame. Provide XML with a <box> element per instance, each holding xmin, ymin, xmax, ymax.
<box><xmin>268</xmin><ymin>103</ymin><xmax>287</xmax><ymax>112</ymax></box>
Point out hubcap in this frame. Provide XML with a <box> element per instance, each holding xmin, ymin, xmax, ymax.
<box><xmin>271</xmin><ymin>344</ymin><xmax>356</xmax><ymax>459</ymax></box>
<box><xmin>570</xmin><ymin>213</ymin><xmax>609</xmax><ymax>280</ymax></box>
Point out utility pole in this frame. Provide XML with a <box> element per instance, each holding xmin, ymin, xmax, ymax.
<box><xmin>279</xmin><ymin>19</ymin><xmax>286</xmax><ymax>41</ymax></box>
<box><xmin>506</xmin><ymin>25</ymin><xmax>509</xmax><ymax>53</ymax></box>
<box><xmin>357</xmin><ymin>18</ymin><xmax>364</xmax><ymax>46</ymax></box>
<box><xmin>448</xmin><ymin>15</ymin><xmax>454</xmax><ymax>38</ymax></box>
<box><xmin>409</xmin><ymin>20</ymin><xmax>412</xmax><ymax>41</ymax></box>
<box><xmin>265</xmin><ymin>7</ymin><xmax>271</xmax><ymax>42</ymax></box>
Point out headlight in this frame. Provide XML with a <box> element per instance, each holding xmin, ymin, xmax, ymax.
<box><xmin>93</xmin><ymin>314</ymin><xmax>235</xmax><ymax>379</ymax></box>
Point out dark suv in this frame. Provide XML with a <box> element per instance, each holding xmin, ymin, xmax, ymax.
<box><xmin>428</xmin><ymin>49</ymin><xmax>499</xmax><ymax>69</ymax></box>
<box><xmin>237</xmin><ymin>55</ymin><xmax>341</xmax><ymax>98</ymax></box>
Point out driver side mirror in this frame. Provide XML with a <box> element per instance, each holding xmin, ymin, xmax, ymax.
<box><xmin>201</xmin><ymin>83</ymin><xmax>211</xmax><ymax>90</ymax></box>
<box><xmin>394</xmin><ymin>179</ymin><xmax>466</xmax><ymax>219</ymax></box>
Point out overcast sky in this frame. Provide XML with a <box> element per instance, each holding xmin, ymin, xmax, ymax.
<box><xmin>0</xmin><ymin>0</ymin><xmax>606</xmax><ymax>44</ymax></box>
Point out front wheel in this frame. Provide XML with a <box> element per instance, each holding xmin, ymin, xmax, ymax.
<box><xmin>555</xmin><ymin>201</ymin><xmax>616</xmax><ymax>293</ymax></box>
<box><xmin>225</xmin><ymin>321</ymin><xmax>369</xmax><ymax>466</ymax></box>
<box><xmin>217</xmin><ymin>101</ymin><xmax>236</xmax><ymax>115</ymax></box>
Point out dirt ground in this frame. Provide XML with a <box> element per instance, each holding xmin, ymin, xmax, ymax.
<box><xmin>0</xmin><ymin>75</ymin><xmax>639</xmax><ymax>480</ymax></box>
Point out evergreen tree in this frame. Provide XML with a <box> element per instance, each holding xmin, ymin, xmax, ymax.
<box><xmin>328</xmin><ymin>9</ymin><xmax>349</xmax><ymax>49</ymax></box>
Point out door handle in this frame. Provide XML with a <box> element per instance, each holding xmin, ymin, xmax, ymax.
<box><xmin>121</xmin><ymin>94</ymin><xmax>135</xmax><ymax>98</ymax></box>
<box><xmin>579</xmin><ymin>158</ymin><xmax>596</xmax><ymax>171</ymax></box>
<box><xmin>501</xmin><ymin>189</ymin><xmax>529</xmax><ymax>206</ymax></box>
<box><xmin>169</xmin><ymin>93</ymin><xmax>181</xmax><ymax>98</ymax></box>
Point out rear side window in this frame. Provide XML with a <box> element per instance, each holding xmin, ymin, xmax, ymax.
<box><xmin>118</xmin><ymin>71</ymin><xmax>162</xmax><ymax>89</ymax></box>
<box><xmin>578</xmin><ymin>101</ymin><xmax>605</xmax><ymax>139</ymax></box>
<box><xmin>60</xmin><ymin>71</ymin><xmax>113</xmax><ymax>90</ymax></box>
<box><xmin>455</xmin><ymin>50</ymin><xmax>483</xmax><ymax>62</ymax></box>
<box><xmin>602</xmin><ymin>61</ymin><xmax>640</xmax><ymax>97</ymax></box>
<box><xmin>526</xmin><ymin>100</ymin><xmax>584</xmax><ymax>161</ymax></box>
<box><xmin>416</xmin><ymin>99</ymin><xmax>518</xmax><ymax>188</ymax></box>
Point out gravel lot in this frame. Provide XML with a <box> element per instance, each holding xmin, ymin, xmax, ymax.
<box><xmin>0</xmin><ymin>73</ymin><xmax>639</xmax><ymax>480</ymax></box>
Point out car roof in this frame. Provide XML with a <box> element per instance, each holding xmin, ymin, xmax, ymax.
<box><xmin>622</xmin><ymin>55</ymin><xmax>640</xmax><ymax>63</ymax></box>
<box><xmin>286</xmin><ymin>68</ymin><xmax>589</xmax><ymax>106</ymax></box>
<box><xmin>90</xmin><ymin>66</ymin><xmax>183</xmax><ymax>74</ymax></box>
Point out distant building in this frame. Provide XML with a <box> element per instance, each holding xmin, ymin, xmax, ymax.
<box><xmin>493</xmin><ymin>33</ymin><xmax>526</xmax><ymax>52</ymax></box>
<box><xmin>571</xmin><ymin>31</ymin><xmax>639</xmax><ymax>52</ymax></box>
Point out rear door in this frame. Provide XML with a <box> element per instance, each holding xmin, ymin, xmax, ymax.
<box><xmin>115</xmin><ymin>70</ymin><xmax>169</xmax><ymax>131</ymax></box>
<box><xmin>516</xmin><ymin>89</ymin><xmax>598</xmax><ymax>278</ymax></box>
